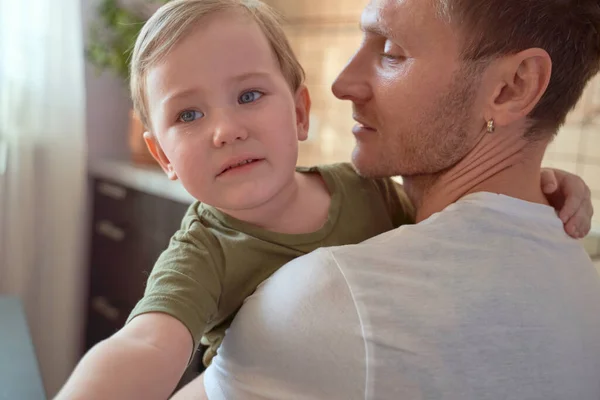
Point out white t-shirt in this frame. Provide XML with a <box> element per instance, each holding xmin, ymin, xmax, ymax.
<box><xmin>204</xmin><ymin>193</ymin><xmax>600</xmax><ymax>400</ymax></box>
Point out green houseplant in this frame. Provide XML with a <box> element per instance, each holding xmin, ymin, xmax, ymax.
<box><xmin>86</xmin><ymin>0</ymin><xmax>171</xmax><ymax>80</ymax></box>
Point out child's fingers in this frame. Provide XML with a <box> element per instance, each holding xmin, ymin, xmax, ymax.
<box><xmin>541</xmin><ymin>168</ymin><xmax>558</xmax><ymax>193</ymax></box>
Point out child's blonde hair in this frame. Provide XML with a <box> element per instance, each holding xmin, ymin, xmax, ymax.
<box><xmin>130</xmin><ymin>0</ymin><xmax>306</xmax><ymax>130</ymax></box>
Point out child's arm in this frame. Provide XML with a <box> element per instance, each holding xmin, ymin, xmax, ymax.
<box><xmin>56</xmin><ymin>206</ymin><xmax>223</xmax><ymax>399</ymax></box>
<box><xmin>55</xmin><ymin>313</ymin><xmax>191</xmax><ymax>400</ymax></box>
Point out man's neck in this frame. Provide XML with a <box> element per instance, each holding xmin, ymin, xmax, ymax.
<box><xmin>403</xmin><ymin>129</ymin><xmax>551</xmax><ymax>223</ymax></box>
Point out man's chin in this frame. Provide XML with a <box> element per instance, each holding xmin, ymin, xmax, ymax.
<box><xmin>351</xmin><ymin>150</ymin><xmax>432</xmax><ymax>180</ymax></box>
<box><xmin>351</xmin><ymin>150</ymin><xmax>399</xmax><ymax>179</ymax></box>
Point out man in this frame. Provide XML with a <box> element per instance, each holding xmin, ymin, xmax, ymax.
<box><xmin>182</xmin><ymin>0</ymin><xmax>600</xmax><ymax>398</ymax></box>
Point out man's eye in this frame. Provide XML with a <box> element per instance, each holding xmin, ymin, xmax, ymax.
<box><xmin>239</xmin><ymin>90</ymin><xmax>264</xmax><ymax>104</ymax></box>
<box><xmin>381</xmin><ymin>40</ymin><xmax>405</xmax><ymax>62</ymax></box>
<box><xmin>178</xmin><ymin>110</ymin><xmax>204</xmax><ymax>123</ymax></box>
<box><xmin>380</xmin><ymin>53</ymin><xmax>405</xmax><ymax>61</ymax></box>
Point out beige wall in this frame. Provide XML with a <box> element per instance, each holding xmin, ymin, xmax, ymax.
<box><xmin>265</xmin><ymin>0</ymin><xmax>365</xmax><ymax>19</ymax></box>
<box><xmin>287</xmin><ymin>24</ymin><xmax>363</xmax><ymax>166</ymax></box>
<box><xmin>263</xmin><ymin>0</ymin><xmax>363</xmax><ymax>166</ymax></box>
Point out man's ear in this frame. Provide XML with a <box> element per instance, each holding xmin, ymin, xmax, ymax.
<box><xmin>143</xmin><ymin>132</ymin><xmax>178</xmax><ymax>180</ymax></box>
<box><xmin>485</xmin><ymin>48</ymin><xmax>552</xmax><ymax>129</ymax></box>
<box><xmin>294</xmin><ymin>85</ymin><xmax>311</xmax><ymax>141</ymax></box>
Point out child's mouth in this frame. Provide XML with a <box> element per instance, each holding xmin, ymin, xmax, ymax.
<box><xmin>218</xmin><ymin>158</ymin><xmax>263</xmax><ymax>176</ymax></box>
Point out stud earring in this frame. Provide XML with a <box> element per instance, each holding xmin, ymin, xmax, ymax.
<box><xmin>486</xmin><ymin>119</ymin><xmax>495</xmax><ymax>134</ymax></box>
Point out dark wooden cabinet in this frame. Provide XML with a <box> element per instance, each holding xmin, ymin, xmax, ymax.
<box><xmin>84</xmin><ymin>177</ymin><xmax>204</xmax><ymax>387</ymax></box>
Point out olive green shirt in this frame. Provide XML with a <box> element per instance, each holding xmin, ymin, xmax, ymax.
<box><xmin>127</xmin><ymin>163</ymin><xmax>414</xmax><ymax>366</ymax></box>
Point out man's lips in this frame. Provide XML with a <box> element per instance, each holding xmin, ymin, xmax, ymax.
<box><xmin>352</xmin><ymin>120</ymin><xmax>377</xmax><ymax>135</ymax></box>
<box><xmin>217</xmin><ymin>156</ymin><xmax>264</xmax><ymax>176</ymax></box>
<box><xmin>352</xmin><ymin>115</ymin><xmax>377</xmax><ymax>132</ymax></box>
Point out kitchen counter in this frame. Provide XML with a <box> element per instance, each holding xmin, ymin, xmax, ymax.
<box><xmin>88</xmin><ymin>158</ymin><xmax>195</xmax><ymax>204</ymax></box>
<box><xmin>0</xmin><ymin>297</ymin><xmax>46</xmax><ymax>400</ymax></box>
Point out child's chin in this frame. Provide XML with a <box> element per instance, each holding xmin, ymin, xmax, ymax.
<box><xmin>213</xmin><ymin>187</ymin><xmax>280</xmax><ymax>212</ymax></box>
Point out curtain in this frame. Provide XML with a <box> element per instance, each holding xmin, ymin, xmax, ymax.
<box><xmin>0</xmin><ymin>0</ymin><xmax>88</xmax><ymax>396</ymax></box>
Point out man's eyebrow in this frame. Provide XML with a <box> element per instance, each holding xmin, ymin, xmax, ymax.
<box><xmin>361</xmin><ymin>22</ymin><xmax>392</xmax><ymax>38</ymax></box>
<box><xmin>361</xmin><ymin>19</ymin><xmax>410</xmax><ymax>50</ymax></box>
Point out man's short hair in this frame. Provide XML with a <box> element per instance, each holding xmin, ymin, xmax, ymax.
<box><xmin>437</xmin><ymin>0</ymin><xmax>600</xmax><ymax>138</ymax></box>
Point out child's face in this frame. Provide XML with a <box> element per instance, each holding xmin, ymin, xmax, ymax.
<box><xmin>144</xmin><ymin>12</ymin><xmax>310</xmax><ymax>211</ymax></box>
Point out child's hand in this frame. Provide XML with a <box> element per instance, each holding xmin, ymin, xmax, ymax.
<box><xmin>541</xmin><ymin>168</ymin><xmax>594</xmax><ymax>238</ymax></box>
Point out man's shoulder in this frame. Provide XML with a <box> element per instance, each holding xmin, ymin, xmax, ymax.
<box><xmin>322</xmin><ymin>201</ymin><xmax>502</xmax><ymax>270</ymax></box>
<box><xmin>250</xmin><ymin>247</ymin><xmax>356</xmax><ymax>311</ymax></box>
<box><xmin>274</xmin><ymin>247</ymin><xmax>341</xmax><ymax>279</ymax></box>
<box><xmin>329</xmin><ymin>220</ymin><xmax>436</xmax><ymax>257</ymax></box>
<box><xmin>207</xmin><ymin>248</ymin><xmax>366</xmax><ymax>400</ymax></box>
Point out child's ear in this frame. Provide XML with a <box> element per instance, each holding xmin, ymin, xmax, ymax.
<box><xmin>294</xmin><ymin>85</ymin><xmax>311</xmax><ymax>141</ymax></box>
<box><xmin>143</xmin><ymin>132</ymin><xmax>178</xmax><ymax>180</ymax></box>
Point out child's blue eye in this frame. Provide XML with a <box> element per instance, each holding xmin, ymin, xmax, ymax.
<box><xmin>178</xmin><ymin>110</ymin><xmax>204</xmax><ymax>123</ymax></box>
<box><xmin>239</xmin><ymin>91</ymin><xmax>263</xmax><ymax>104</ymax></box>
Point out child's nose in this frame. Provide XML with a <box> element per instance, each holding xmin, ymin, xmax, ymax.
<box><xmin>211</xmin><ymin>114</ymin><xmax>249</xmax><ymax>148</ymax></box>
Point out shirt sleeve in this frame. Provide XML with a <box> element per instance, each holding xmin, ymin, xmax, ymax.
<box><xmin>126</xmin><ymin>217</ymin><xmax>223</xmax><ymax>355</ymax></box>
<box><xmin>203</xmin><ymin>248</ymin><xmax>366</xmax><ymax>400</ymax></box>
<box><xmin>373</xmin><ymin>177</ymin><xmax>416</xmax><ymax>227</ymax></box>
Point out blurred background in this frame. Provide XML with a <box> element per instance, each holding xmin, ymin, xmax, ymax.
<box><xmin>1</xmin><ymin>0</ymin><xmax>599</xmax><ymax>397</ymax></box>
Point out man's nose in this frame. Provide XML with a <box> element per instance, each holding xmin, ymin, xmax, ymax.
<box><xmin>331</xmin><ymin>51</ymin><xmax>372</xmax><ymax>104</ymax></box>
<box><xmin>211</xmin><ymin>110</ymin><xmax>249</xmax><ymax>148</ymax></box>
